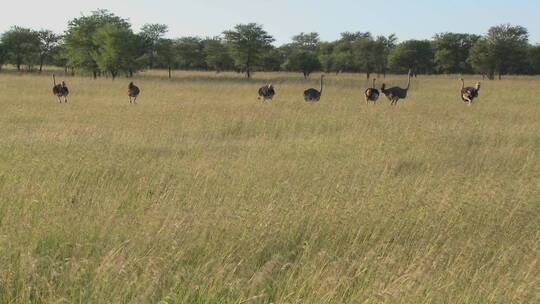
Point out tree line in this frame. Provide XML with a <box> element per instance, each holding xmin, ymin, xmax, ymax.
<box><xmin>1</xmin><ymin>9</ymin><xmax>539</xmax><ymax>79</ymax></box>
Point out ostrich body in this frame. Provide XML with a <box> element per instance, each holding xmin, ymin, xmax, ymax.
<box><xmin>304</xmin><ymin>75</ymin><xmax>324</xmax><ymax>102</ymax></box>
<box><xmin>364</xmin><ymin>78</ymin><xmax>380</xmax><ymax>104</ymax></box>
<box><xmin>128</xmin><ymin>82</ymin><xmax>140</xmax><ymax>104</ymax></box>
<box><xmin>52</xmin><ymin>74</ymin><xmax>69</xmax><ymax>103</ymax></box>
<box><xmin>381</xmin><ymin>70</ymin><xmax>411</xmax><ymax>106</ymax></box>
<box><xmin>258</xmin><ymin>84</ymin><xmax>275</xmax><ymax>101</ymax></box>
<box><xmin>460</xmin><ymin>78</ymin><xmax>480</xmax><ymax>105</ymax></box>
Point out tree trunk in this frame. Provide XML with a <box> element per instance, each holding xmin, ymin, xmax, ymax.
<box><xmin>366</xmin><ymin>72</ymin><xmax>371</xmax><ymax>79</ymax></box>
<box><xmin>93</xmin><ymin>70</ymin><xmax>97</xmax><ymax>79</ymax></box>
<box><xmin>39</xmin><ymin>55</ymin><xmax>45</xmax><ymax>73</ymax></box>
<box><xmin>168</xmin><ymin>66</ymin><xmax>171</xmax><ymax>78</ymax></box>
<box><xmin>246</xmin><ymin>53</ymin><xmax>251</xmax><ymax>78</ymax></box>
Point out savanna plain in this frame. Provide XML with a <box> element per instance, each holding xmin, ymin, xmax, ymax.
<box><xmin>0</xmin><ymin>70</ymin><xmax>539</xmax><ymax>303</ymax></box>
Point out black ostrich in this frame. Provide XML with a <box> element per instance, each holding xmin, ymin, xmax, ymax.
<box><xmin>460</xmin><ymin>78</ymin><xmax>481</xmax><ymax>105</ymax></box>
<box><xmin>364</xmin><ymin>78</ymin><xmax>380</xmax><ymax>104</ymax></box>
<box><xmin>258</xmin><ymin>84</ymin><xmax>276</xmax><ymax>101</ymax></box>
<box><xmin>304</xmin><ymin>75</ymin><xmax>324</xmax><ymax>102</ymax></box>
<box><xmin>381</xmin><ymin>70</ymin><xmax>411</xmax><ymax>106</ymax></box>
<box><xmin>52</xmin><ymin>74</ymin><xmax>69</xmax><ymax>103</ymax></box>
<box><xmin>128</xmin><ymin>82</ymin><xmax>140</xmax><ymax>104</ymax></box>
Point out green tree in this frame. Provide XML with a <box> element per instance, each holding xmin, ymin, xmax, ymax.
<box><xmin>92</xmin><ymin>23</ymin><xmax>142</xmax><ymax>79</ymax></box>
<box><xmin>156</xmin><ymin>38</ymin><xmax>177</xmax><ymax>78</ymax></box>
<box><xmin>388</xmin><ymin>40</ymin><xmax>434</xmax><ymax>74</ymax></box>
<box><xmin>283</xmin><ymin>50</ymin><xmax>321</xmax><ymax>78</ymax></box>
<box><xmin>37</xmin><ymin>30</ymin><xmax>62</xmax><ymax>73</ymax></box>
<box><xmin>176</xmin><ymin>37</ymin><xmax>206</xmax><ymax>70</ymax></box>
<box><xmin>318</xmin><ymin>41</ymin><xmax>337</xmax><ymax>73</ymax></box>
<box><xmin>204</xmin><ymin>38</ymin><xmax>234</xmax><ymax>72</ymax></box>
<box><xmin>283</xmin><ymin>32</ymin><xmax>321</xmax><ymax>77</ymax></box>
<box><xmin>372</xmin><ymin>34</ymin><xmax>397</xmax><ymax>77</ymax></box>
<box><xmin>140</xmin><ymin>23</ymin><xmax>168</xmax><ymax>69</ymax></box>
<box><xmin>433</xmin><ymin>33</ymin><xmax>480</xmax><ymax>74</ymax></box>
<box><xmin>223</xmin><ymin>23</ymin><xmax>274</xmax><ymax>78</ymax></box>
<box><xmin>330</xmin><ymin>32</ymin><xmax>371</xmax><ymax>73</ymax></box>
<box><xmin>291</xmin><ymin>32</ymin><xmax>320</xmax><ymax>51</ymax></box>
<box><xmin>486</xmin><ymin>24</ymin><xmax>529</xmax><ymax>78</ymax></box>
<box><xmin>350</xmin><ymin>34</ymin><xmax>377</xmax><ymax>78</ymax></box>
<box><xmin>468</xmin><ymin>39</ymin><xmax>496</xmax><ymax>79</ymax></box>
<box><xmin>64</xmin><ymin>9</ymin><xmax>131</xmax><ymax>78</ymax></box>
<box><xmin>260</xmin><ymin>47</ymin><xmax>283</xmax><ymax>71</ymax></box>
<box><xmin>0</xmin><ymin>43</ymin><xmax>7</xmax><ymax>71</ymax></box>
<box><xmin>528</xmin><ymin>45</ymin><xmax>540</xmax><ymax>75</ymax></box>
<box><xmin>1</xmin><ymin>26</ymin><xmax>40</xmax><ymax>70</ymax></box>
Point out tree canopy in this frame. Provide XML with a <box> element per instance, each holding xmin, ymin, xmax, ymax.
<box><xmin>223</xmin><ymin>23</ymin><xmax>274</xmax><ymax>78</ymax></box>
<box><xmin>0</xmin><ymin>15</ymin><xmax>537</xmax><ymax>79</ymax></box>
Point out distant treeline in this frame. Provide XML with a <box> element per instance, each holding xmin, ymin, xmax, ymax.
<box><xmin>1</xmin><ymin>9</ymin><xmax>539</xmax><ymax>79</ymax></box>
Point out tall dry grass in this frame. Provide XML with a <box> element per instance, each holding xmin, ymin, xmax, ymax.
<box><xmin>0</xmin><ymin>70</ymin><xmax>539</xmax><ymax>303</ymax></box>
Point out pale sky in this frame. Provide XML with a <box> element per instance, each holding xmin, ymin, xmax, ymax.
<box><xmin>1</xmin><ymin>0</ymin><xmax>539</xmax><ymax>45</ymax></box>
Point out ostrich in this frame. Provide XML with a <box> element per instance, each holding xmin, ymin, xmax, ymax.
<box><xmin>381</xmin><ymin>70</ymin><xmax>411</xmax><ymax>106</ymax></box>
<box><xmin>460</xmin><ymin>78</ymin><xmax>480</xmax><ymax>105</ymax></box>
<box><xmin>304</xmin><ymin>75</ymin><xmax>324</xmax><ymax>102</ymax></box>
<box><xmin>364</xmin><ymin>78</ymin><xmax>380</xmax><ymax>104</ymax></box>
<box><xmin>128</xmin><ymin>82</ymin><xmax>140</xmax><ymax>104</ymax></box>
<box><xmin>258</xmin><ymin>84</ymin><xmax>275</xmax><ymax>101</ymax></box>
<box><xmin>52</xmin><ymin>74</ymin><xmax>69</xmax><ymax>103</ymax></box>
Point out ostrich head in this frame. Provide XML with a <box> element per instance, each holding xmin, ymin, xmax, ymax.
<box><xmin>475</xmin><ymin>82</ymin><xmax>481</xmax><ymax>91</ymax></box>
<box><xmin>61</xmin><ymin>81</ymin><xmax>66</xmax><ymax>86</ymax></box>
<box><xmin>381</xmin><ymin>83</ymin><xmax>386</xmax><ymax>91</ymax></box>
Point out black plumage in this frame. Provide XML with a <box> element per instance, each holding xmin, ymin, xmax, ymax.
<box><xmin>304</xmin><ymin>75</ymin><xmax>324</xmax><ymax>102</ymax></box>
<box><xmin>460</xmin><ymin>79</ymin><xmax>480</xmax><ymax>105</ymax></box>
<box><xmin>128</xmin><ymin>82</ymin><xmax>140</xmax><ymax>103</ymax></box>
<box><xmin>381</xmin><ymin>70</ymin><xmax>411</xmax><ymax>106</ymax></box>
<box><xmin>52</xmin><ymin>75</ymin><xmax>69</xmax><ymax>103</ymax></box>
<box><xmin>364</xmin><ymin>78</ymin><xmax>380</xmax><ymax>104</ymax></box>
<box><xmin>258</xmin><ymin>84</ymin><xmax>276</xmax><ymax>101</ymax></box>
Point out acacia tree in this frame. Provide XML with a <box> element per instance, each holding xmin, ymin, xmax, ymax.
<box><xmin>223</xmin><ymin>23</ymin><xmax>274</xmax><ymax>78</ymax></box>
<box><xmin>433</xmin><ymin>33</ymin><xmax>480</xmax><ymax>74</ymax></box>
<box><xmin>468</xmin><ymin>24</ymin><xmax>529</xmax><ymax>79</ymax></box>
<box><xmin>284</xmin><ymin>50</ymin><xmax>321</xmax><ymax>78</ymax></box>
<box><xmin>318</xmin><ymin>41</ymin><xmax>337</xmax><ymax>73</ymax></box>
<box><xmin>388</xmin><ymin>40</ymin><xmax>434</xmax><ymax>74</ymax></box>
<box><xmin>176</xmin><ymin>37</ymin><xmax>206</xmax><ymax>70</ymax></box>
<box><xmin>351</xmin><ymin>34</ymin><xmax>377</xmax><ymax>78</ymax></box>
<box><xmin>204</xmin><ymin>37</ymin><xmax>234</xmax><ymax>73</ymax></box>
<box><xmin>37</xmin><ymin>30</ymin><xmax>62</xmax><ymax>72</ymax></box>
<box><xmin>64</xmin><ymin>9</ymin><xmax>131</xmax><ymax>78</ymax></box>
<box><xmin>372</xmin><ymin>34</ymin><xmax>397</xmax><ymax>77</ymax></box>
<box><xmin>0</xmin><ymin>43</ymin><xmax>7</xmax><ymax>71</ymax></box>
<box><xmin>528</xmin><ymin>45</ymin><xmax>540</xmax><ymax>75</ymax></box>
<box><xmin>140</xmin><ymin>23</ymin><xmax>168</xmax><ymax>69</ymax></box>
<box><xmin>1</xmin><ymin>26</ymin><xmax>40</xmax><ymax>70</ymax></box>
<box><xmin>283</xmin><ymin>32</ymin><xmax>321</xmax><ymax>77</ymax></box>
<box><xmin>156</xmin><ymin>38</ymin><xmax>177</xmax><ymax>78</ymax></box>
<box><xmin>487</xmin><ymin>24</ymin><xmax>529</xmax><ymax>78</ymax></box>
<box><xmin>468</xmin><ymin>39</ymin><xmax>495</xmax><ymax>79</ymax></box>
<box><xmin>93</xmin><ymin>23</ymin><xmax>143</xmax><ymax>79</ymax></box>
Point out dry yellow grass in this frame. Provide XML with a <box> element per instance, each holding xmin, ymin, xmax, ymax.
<box><xmin>0</xmin><ymin>70</ymin><xmax>539</xmax><ymax>303</ymax></box>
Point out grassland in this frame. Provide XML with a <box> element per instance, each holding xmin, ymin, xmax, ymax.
<box><xmin>0</xmin><ymin>70</ymin><xmax>538</xmax><ymax>303</ymax></box>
